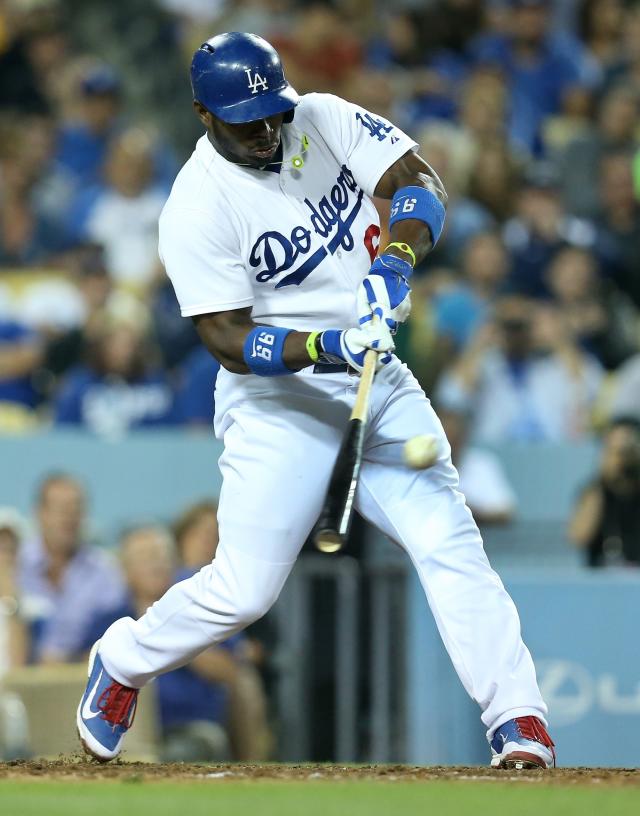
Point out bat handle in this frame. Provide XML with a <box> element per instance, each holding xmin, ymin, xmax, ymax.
<box><xmin>351</xmin><ymin>346</ymin><xmax>377</xmax><ymax>422</ymax></box>
<box><xmin>350</xmin><ymin>313</ymin><xmax>380</xmax><ymax>422</ymax></box>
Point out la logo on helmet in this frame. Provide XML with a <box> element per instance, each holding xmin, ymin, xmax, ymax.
<box><xmin>245</xmin><ymin>68</ymin><xmax>268</xmax><ymax>94</ymax></box>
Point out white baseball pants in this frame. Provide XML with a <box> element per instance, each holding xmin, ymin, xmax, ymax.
<box><xmin>99</xmin><ymin>359</ymin><xmax>547</xmax><ymax>736</ymax></box>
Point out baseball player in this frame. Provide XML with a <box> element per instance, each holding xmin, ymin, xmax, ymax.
<box><xmin>77</xmin><ymin>33</ymin><xmax>554</xmax><ymax>769</ymax></box>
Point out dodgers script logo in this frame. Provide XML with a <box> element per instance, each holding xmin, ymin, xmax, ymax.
<box><xmin>249</xmin><ymin>165</ymin><xmax>365</xmax><ymax>289</ymax></box>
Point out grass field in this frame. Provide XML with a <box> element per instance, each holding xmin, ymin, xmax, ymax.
<box><xmin>1</xmin><ymin>763</ymin><xmax>639</xmax><ymax>816</ymax></box>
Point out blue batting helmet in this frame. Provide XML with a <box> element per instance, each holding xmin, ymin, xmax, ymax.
<box><xmin>190</xmin><ymin>32</ymin><xmax>299</xmax><ymax>124</ymax></box>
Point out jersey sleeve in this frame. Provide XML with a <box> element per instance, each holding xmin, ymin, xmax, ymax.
<box><xmin>159</xmin><ymin>206</ymin><xmax>254</xmax><ymax>317</ymax></box>
<box><xmin>303</xmin><ymin>93</ymin><xmax>418</xmax><ymax>198</ymax></box>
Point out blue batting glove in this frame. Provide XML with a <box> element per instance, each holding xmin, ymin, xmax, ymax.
<box><xmin>318</xmin><ymin>324</ymin><xmax>395</xmax><ymax>373</ymax></box>
<box><xmin>357</xmin><ymin>253</ymin><xmax>412</xmax><ymax>333</ymax></box>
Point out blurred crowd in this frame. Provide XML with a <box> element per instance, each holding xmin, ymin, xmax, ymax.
<box><xmin>2</xmin><ymin>0</ymin><xmax>640</xmax><ymax>759</ymax></box>
<box><xmin>0</xmin><ymin>0</ymin><xmax>639</xmax><ymax>441</ymax></box>
<box><xmin>0</xmin><ymin>1</ymin><xmax>639</xmax><ymax>548</ymax></box>
<box><xmin>0</xmin><ymin>473</ymin><xmax>272</xmax><ymax>760</ymax></box>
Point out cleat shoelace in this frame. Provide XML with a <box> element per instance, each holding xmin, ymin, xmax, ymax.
<box><xmin>514</xmin><ymin>716</ymin><xmax>556</xmax><ymax>766</ymax></box>
<box><xmin>97</xmin><ymin>682</ymin><xmax>138</xmax><ymax>731</ymax></box>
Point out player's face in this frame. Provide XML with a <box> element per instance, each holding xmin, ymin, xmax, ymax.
<box><xmin>195</xmin><ymin>103</ymin><xmax>285</xmax><ymax>167</ymax></box>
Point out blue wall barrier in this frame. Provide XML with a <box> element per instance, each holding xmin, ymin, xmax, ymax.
<box><xmin>1</xmin><ymin>433</ymin><xmax>597</xmax><ymax>530</ymax></box>
<box><xmin>0</xmin><ymin>430</ymin><xmax>225</xmax><ymax>542</ymax></box>
<box><xmin>486</xmin><ymin>442</ymin><xmax>598</xmax><ymax>521</ymax></box>
<box><xmin>406</xmin><ymin>568</ymin><xmax>640</xmax><ymax>767</ymax></box>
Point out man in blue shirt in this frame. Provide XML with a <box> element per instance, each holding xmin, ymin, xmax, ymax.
<box><xmin>18</xmin><ymin>474</ymin><xmax>125</xmax><ymax>663</ymax></box>
<box><xmin>54</xmin><ymin>319</ymin><xmax>177</xmax><ymax>435</ymax></box>
<box><xmin>469</xmin><ymin>0</ymin><xmax>595</xmax><ymax>155</ymax></box>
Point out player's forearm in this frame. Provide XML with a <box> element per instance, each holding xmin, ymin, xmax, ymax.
<box><xmin>375</xmin><ymin>150</ymin><xmax>447</xmax><ymax>267</ymax></box>
<box><xmin>194</xmin><ymin>312</ymin><xmax>251</xmax><ymax>373</ymax></box>
<box><xmin>194</xmin><ymin>302</ymin><xmax>393</xmax><ymax>377</ymax></box>
<box><xmin>193</xmin><ymin>311</ymin><xmax>316</xmax><ymax>374</ymax></box>
<box><xmin>386</xmin><ymin>218</ymin><xmax>437</xmax><ymax>267</ymax></box>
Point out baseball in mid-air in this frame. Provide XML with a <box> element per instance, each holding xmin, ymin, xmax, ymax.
<box><xmin>403</xmin><ymin>434</ymin><xmax>439</xmax><ymax>469</ymax></box>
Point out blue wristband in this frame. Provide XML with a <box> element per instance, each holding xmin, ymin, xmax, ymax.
<box><xmin>389</xmin><ymin>185</ymin><xmax>446</xmax><ymax>248</ymax></box>
<box><xmin>243</xmin><ymin>326</ymin><xmax>294</xmax><ymax>376</ymax></box>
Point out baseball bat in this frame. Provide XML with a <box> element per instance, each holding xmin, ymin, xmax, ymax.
<box><xmin>313</xmin><ymin>337</ymin><xmax>379</xmax><ymax>554</ymax></box>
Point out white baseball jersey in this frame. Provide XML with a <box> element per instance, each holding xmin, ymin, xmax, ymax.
<box><xmin>159</xmin><ymin>93</ymin><xmax>417</xmax><ymax>334</ymax></box>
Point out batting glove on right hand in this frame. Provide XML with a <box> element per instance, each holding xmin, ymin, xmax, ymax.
<box><xmin>357</xmin><ymin>253</ymin><xmax>412</xmax><ymax>333</ymax></box>
<box><xmin>318</xmin><ymin>323</ymin><xmax>394</xmax><ymax>373</ymax></box>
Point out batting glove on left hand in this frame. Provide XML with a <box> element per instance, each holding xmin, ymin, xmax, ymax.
<box><xmin>318</xmin><ymin>323</ymin><xmax>395</xmax><ymax>373</ymax></box>
<box><xmin>357</xmin><ymin>253</ymin><xmax>412</xmax><ymax>333</ymax></box>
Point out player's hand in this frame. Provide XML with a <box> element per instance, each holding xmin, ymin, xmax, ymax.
<box><xmin>319</xmin><ymin>323</ymin><xmax>395</xmax><ymax>373</ymax></box>
<box><xmin>357</xmin><ymin>253</ymin><xmax>412</xmax><ymax>333</ymax></box>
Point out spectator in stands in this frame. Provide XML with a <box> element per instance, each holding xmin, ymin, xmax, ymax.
<box><xmin>339</xmin><ymin>66</ymin><xmax>397</xmax><ymax>126</ymax></box>
<box><xmin>468</xmin><ymin>0</ymin><xmax>595</xmax><ymax>155</ymax></box>
<box><xmin>366</xmin><ymin>10</ymin><xmax>429</xmax><ymax>74</ymax></box>
<box><xmin>436</xmin><ymin>295</ymin><xmax>603</xmax><ymax>442</ymax></box>
<box><xmin>569</xmin><ymin>417</ymin><xmax>640</xmax><ymax>567</ymax></box>
<box><xmin>67</xmin><ymin>128</ymin><xmax>169</xmax><ymax>289</ymax></box>
<box><xmin>577</xmin><ymin>0</ymin><xmax>625</xmax><ymax>75</ymax></box>
<box><xmin>0</xmin><ymin>507</ymin><xmax>30</xmax><ymax>759</ymax></box>
<box><xmin>607</xmin><ymin>352</ymin><xmax>640</xmax><ymax>423</ymax></box>
<box><xmin>420</xmin><ymin>0</ymin><xmax>485</xmax><ymax>61</ymax></box>
<box><xmin>0</xmin><ymin>316</ymin><xmax>43</xmax><ymax>430</ymax></box>
<box><xmin>55</xmin><ymin>63</ymin><xmax>123</xmax><ymax>189</ymax></box>
<box><xmin>545</xmin><ymin>245</ymin><xmax>637</xmax><ymax>370</ymax></box>
<box><xmin>558</xmin><ymin>84</ymin><xmax>639</xmax><ymax>219</ymax></box>
<box><xmin>412</xmin><ymin>0</ymin><xmax>486</xmax><ymax>125</ymax></box>
<box><xmin>367</xmin><ymin>8</ymin><xmax>458</xmax><ymax>126</ymax></box>
<box><xmin>503</xmin><ymin>161</ymin><xmax>596</xmax><ymax>297</ymax></box>
<box><xmin>439</xmin><ymin>410</ymin><xmax>517</xmax><ymax>526</ymax></box>
<box><xmin>155</xmin><ymin>0</ymin><xmax>226</xmax><ymax>22</ymax></box>
<box><xmin>83</xmin><ymin>525</ymin><xmax>270</xmax><ymax>761</ymax></box>
<box><xmin>433</xmin><ymin>231</ymin><xmax>510</xmax><ymax>357</ymax></box>
<box><xmin>467</xmin><ymin>137</ymin><xmax>522</xmax><ymax>225</ymax></box>
<box><xmin>174</xmin><ymin>346</ymin><xmax>220</xmax><ymax>427</ymax></box>
<box><xmin>17</xmin><ymin>473</ymin><xmax>125</xmax><ymax>663</ymax></box>
<box><xmin>173</xmin><ymin>501</ymin><xmax>219</xmax><ymax>572</ymax></box>
<box><xmin>54</xmin><ymin>60</ymin><xmax>177</xmax><ymax>194</ymax></box>
<box><xmin>271</xmin><ymin>2</ymin><xmax>362</xmax><ymax>96</ymax></box>
<box><xmin>214</xmin><ymin>0</ymin><xmax>293</xmax><ymax>41</ymax></box>
<box><xmin>54</xmin><ymin>310</ymin><xmax>176</xmax><ymax>435</ymax></box>
<box><xmin>43</xmin><ymin>243</ymin><xmax>113</xmax><ymax>388</ymax></box>
<box><xmin>0</xmin><ymin>4</ymin><xmax>67</xmax><ymax>115</ymax></box>
<box><xmin>603</xmin><ymin>2</ymin><xmax>640</xmax><ymax>94</ymax></box>
<box><xmin>392</xmin><ymin>265</ymin><xmax>454</xmax><ymax>396</ymax></box>
<box><xmin>416</xmin><ymin>122</ymin><xmax>492</xmax><ymax>265</ymax></box>
<box><xmin>150</xmin><ymin>276</ymin><xmax>201</xmax><ymax>370</ymax></box>
<box><xmin>0</xmin><ymin>508</ymin><xmax>29</xmax><ymax>674</ymax></box>
<box><xmin>458</xmin><ymin>67</ymin><xmax>510</xmax><ymax>146</ymax></box>
<box><xmin>0</xmin><ymin>114</ymin><xmax>66</xmax><ymax>266</ymax></box>
<box><xmin>596</xmin><ymin>151</ymin><xmax>640</xmax><ymax>308</ymax></box>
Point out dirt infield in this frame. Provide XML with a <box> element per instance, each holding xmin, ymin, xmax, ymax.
<box><xmin>1</xmin><ymin>760</ymin><xmax>639</xmax><ymax>786</ymax></box>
